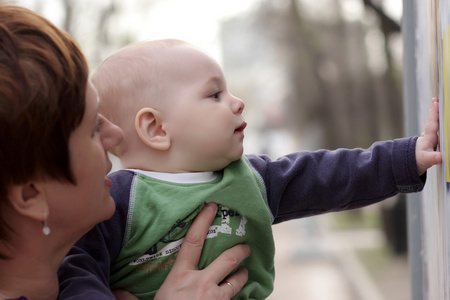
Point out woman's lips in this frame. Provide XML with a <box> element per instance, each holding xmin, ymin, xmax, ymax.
<box><xmin>105</xmin><ymin>175</ymin><xmax>113</xmax><ymax>188</ymax></box>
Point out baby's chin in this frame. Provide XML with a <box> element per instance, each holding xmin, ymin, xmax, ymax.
<box><xmin>193</xmin><ymin>158</ymin><xmax>240</xmax><ymax>172</ymax></box>
<box><xmin>217</xmin><ymin>156</ymin><xmax>243</xmax><ymax>170</ymax></box>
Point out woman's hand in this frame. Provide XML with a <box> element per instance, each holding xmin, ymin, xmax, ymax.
<box><xmin>112</xmin><ymin>289</ymin><xmax>139</xmax><ymax>300</ymax></box>
<box><xmin>155</xmin><ymin>202</ymin><xmax>250</xmax><ymax>300</ymax></box>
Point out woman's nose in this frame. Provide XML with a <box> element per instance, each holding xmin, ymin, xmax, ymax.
<box><xmin>101</xmin><ymin>116</ymin><xmax>124</xmax><ymax>150</ymax></box>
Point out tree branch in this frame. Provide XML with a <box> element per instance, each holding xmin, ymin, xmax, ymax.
<box><xmin>362</xmin><ymin>0</ymin><xmax>401</xmax><ymax>34</ymax></box>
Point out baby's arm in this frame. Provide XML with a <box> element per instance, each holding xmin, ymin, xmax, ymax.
<box><xmin>416</xmin><ymin>98</ymin><xmax>442</xmax><ymax>176</ymax></box>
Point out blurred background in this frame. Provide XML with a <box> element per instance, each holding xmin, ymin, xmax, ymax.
<box><xmin>8</xmin><ymin>0</ymin><xmax>409</xmax><ymax>299</ymax></box>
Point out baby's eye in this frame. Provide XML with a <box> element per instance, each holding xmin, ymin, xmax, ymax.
<box><xmin>210</xmin><ymin>92</ymin><xmax>221</xmax><ymax>99</ymax></box>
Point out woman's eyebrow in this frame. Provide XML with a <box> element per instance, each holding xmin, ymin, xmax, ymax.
<box><xmin>92</xmin><ymin>101</ymin><xmax>101</xmax><ymax>125</ymax></box>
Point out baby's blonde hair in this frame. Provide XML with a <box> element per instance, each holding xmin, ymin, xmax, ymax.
<box><xmin>91</xmin><ymin>39</ymin><xmax>188</xmax><ymax>130</ymax></box>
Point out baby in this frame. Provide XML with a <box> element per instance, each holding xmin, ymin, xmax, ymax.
<box><xmin>60</xmin><ymin>39</ymin><xmax>441</xmax><ymax>299</ymax></box>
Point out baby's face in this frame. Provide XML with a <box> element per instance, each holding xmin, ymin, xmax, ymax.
<box><xmin>161</xmin><ymin>45</ymin><xmax>246</xmax><ymax>171</ymax></box>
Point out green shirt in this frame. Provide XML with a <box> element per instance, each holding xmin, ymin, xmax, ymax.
<box><xmin>110</xmin><ymin>157</ymin><xmax>275</xmax><ymax>299</ymax></box>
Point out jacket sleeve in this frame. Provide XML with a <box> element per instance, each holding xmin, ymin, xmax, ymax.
<box><xmin>247</xmin><ymin>137</ymin><xmax>425</xmax><ymax>224</ymax></box>
<box><xmin>58</xmin><ymin>171</ymin><xmax>132</xmax><ymax>299</ymax></box>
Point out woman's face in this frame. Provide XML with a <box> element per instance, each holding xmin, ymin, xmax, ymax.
<box><xmin>46</xmin><ymin>82</ymin><xmax>123</xmax><ymax>240</ymax></box>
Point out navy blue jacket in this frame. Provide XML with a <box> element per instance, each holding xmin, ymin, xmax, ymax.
<box><xmin>58</xmin><ymin>137</ymin><xmax>424</xmax><ymax>299</ymax></box>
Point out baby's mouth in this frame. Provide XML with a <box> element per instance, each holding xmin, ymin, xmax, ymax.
<box><xmin>235</xmin><ymin>122</ymin><xmax>247</xmax><ymax>133</ymax></box>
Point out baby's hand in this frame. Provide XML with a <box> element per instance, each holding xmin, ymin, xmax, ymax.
<box><xmin>416</xmin><ymin>97</ymin><xmax>442</xmax><ymax>175</ymax></box>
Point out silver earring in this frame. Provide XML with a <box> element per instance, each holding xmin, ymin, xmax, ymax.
<box><xmin>42</xmin><ymin>213</ymin><xmax>50</xmax><ymax>236</ymax></box>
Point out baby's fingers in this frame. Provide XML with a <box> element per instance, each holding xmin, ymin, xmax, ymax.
<box><xmin>423</xmin><ymin>98</ymin><xmax>439</xmax><ymax>137</ymax></box>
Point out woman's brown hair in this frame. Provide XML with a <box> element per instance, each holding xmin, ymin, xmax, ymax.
<box><xmin>0</xmin><ymin>4</ymin><xmax>89</xmax><ymax>254</ymax></box>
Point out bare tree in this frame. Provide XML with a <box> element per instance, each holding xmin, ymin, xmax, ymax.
<box><xmin>222</xmin><ymin>0</ymin><xmax>407</xmax><ymax>254</ymax></box>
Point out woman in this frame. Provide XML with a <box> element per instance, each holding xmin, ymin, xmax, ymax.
<box><xmin>0</xmin><ymin>4</ymin><xmax>249</xmax><ymax>299</ymax></box>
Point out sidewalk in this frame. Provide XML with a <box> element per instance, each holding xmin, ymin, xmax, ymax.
<box><xmin>268</xmin><ymin>214</ymin><xmax>410</xmax><ymax>300</ymax></box>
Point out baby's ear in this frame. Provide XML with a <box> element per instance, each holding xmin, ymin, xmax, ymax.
<box><xmin>135</xmin><ymin>107</ymin><xmax>171</xmax><ymax>150</ymax></box>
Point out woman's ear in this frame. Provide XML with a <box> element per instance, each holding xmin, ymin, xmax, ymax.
<box><xmin>135</xmin><ymin>107</ymin><xmax>171</xmax><ymax>151</ymax></box>
<box><xmin>8</xmin><ymin>183</ymin><xmax>48</xmax><ymax>221</ymax></box>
